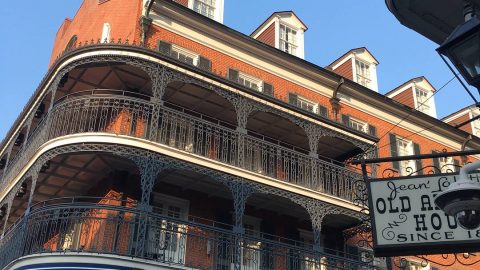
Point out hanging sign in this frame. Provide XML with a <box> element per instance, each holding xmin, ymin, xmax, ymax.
<box><xmin>368</xmin><ymin>172</ymin><xmax>480</xmax><ymax>257</ymax></box>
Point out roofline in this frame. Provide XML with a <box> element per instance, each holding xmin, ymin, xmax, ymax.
<box><xmin>385</xmin><ymin>76</ymin><xmax>435</xmax><ymax>97</ymax></box>
<box><xmin>327</xmin><ymin>47</ymin><xmax>380</xmax><ymax>68</ymax></box>
<box><xmin>2</xmin><ymin>0</ymin><xmax>479</xmax><ymax>156</ymax></box>
<box><xmin>441</xmin><ymin>104</ymin><xmax>478</xmax><ymax>121</ymax></box>
<box><xmin>250</xmin><ymin>10</ymin><xmax>308</xmax><ymax>37</ymax></box>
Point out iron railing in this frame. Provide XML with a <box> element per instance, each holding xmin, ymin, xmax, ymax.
<box><xmin>0</xmin><ymin>199</ymin><xmax>383</xmax><ymax>270</ymax></box>
<box><xmin>0</xmin><ymin>92</ymin><xmax>363</xmax><ymax>202</ymax></box>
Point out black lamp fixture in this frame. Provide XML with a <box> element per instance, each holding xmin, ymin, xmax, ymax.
<box><xmin>0</xmin><ymin>206</ymin><xmax>5</xmax><ymax>220</ymax></box>
<box><xmin>437</xmin><ymin>3</ymin><xmax>480</xmax><ymax>90</ymax></box>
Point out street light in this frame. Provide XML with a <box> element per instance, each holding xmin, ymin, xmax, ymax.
<box><xmin>437</xmin><ymin>6</ymin><xmax>480</xmax><ymax>89</ymax></box>
<box><xmin>435</xmin><ymin>161</ymin><xmax>480</xmax><ymax>230</ymax></box>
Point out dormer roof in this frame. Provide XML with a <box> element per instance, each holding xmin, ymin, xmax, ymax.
<box><xmin>327</xmin><ymin>47</ymin><xmax>379</xmax><ymax>68</ymax></box>
<box><xmin>251</xmin><ymin>11</ymin><xmax>308</xmax><ymax>38</ymax></box>
<box><xmin>386</xmin><ymin>76</ymin><xmax>435</xmax><ymax>98</ymax></box>
<box><xmin>442</xmin><ymin>104</ymin><xmax>478</xmax><ymax>123</ymax></box>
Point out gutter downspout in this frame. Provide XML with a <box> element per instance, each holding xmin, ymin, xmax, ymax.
<box><xmin>330</xmin><ymin>77</ymin><xmax>344</xmax><ymax>122</ymax></box>
<box><xmin>140</xmin><ymin>0</ymin><xmax>156</xmax><ymax>45</ymax></box>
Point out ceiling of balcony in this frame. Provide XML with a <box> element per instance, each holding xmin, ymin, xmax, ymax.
<box><xmin>386</xmin><ymin>0</ymin><xmax>480</xmax><ymax>44</ymax></box>
<box><xmin>55</xmin><ymin>62</ymin><xmax>153</xmax><ymax>100</ymax></box>
<box><xmin>5</xmin><ymin>153</ymin><xmax>359</xmax><ymax>232</ymax></box>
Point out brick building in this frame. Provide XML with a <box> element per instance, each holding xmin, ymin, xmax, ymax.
<box><xmin>0</xmin><ymin>1</ymin><xmax>479</xmax><ymax>270</ymax></box>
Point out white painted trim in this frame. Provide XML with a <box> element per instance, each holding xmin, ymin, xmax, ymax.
<box><xmin>101</xmin><ymin>22</ymin><xmax>111</xmax><ymax>42</ymax></box>
<box><xmin>0</xmin><ymin>133</ymin><xmax>363</xmax><ymax>212</ymax></box>
<box><xmin>386</xmin><ymin>83</ymin><xmax>414</xmax><ymax>99</ymax></box>
<box><xmin>5</xmin><ymin>253</ymin><xmax>202</xmax><ymax>270</ymax></box>
<box><xmin>413</xmin><ymin>85</ymin><xmax>437</xmax><ymax>118</ymax></box>
<box><xmin>274</xmin><ymin>17</ymin><xmax>280</xmax><ymax>49</ymax></box>
<box><xmin>442</xmin><ymin>108</ymin><xmax>471</xmax><ymax>123</ymax></box>
<box><xmin>171</xmin><ymin>44</ymin><xmax>200</xmax><ymax>65</ymax></box>
<box><xmin>187</xmin><ymin>0</ymin><xmax>223</xmax><ymax>23</ymax></box>
<box><xmin>251</xmin><ymin>20</ymin><xmax>275</xmax><ymax>39</ymax></box>
<box><xmin>330</xmin><ymin>54</ymin><xmax>354</xmax><ymax>70</ymax></box>
<box><xmin>0</xmin><ymin>48</ymin><xmax>374</xmax><ymax>161</ymax></box>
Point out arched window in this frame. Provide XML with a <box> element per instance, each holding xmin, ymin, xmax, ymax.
<box><xmin>65</xmin><ymin>35</ymin><xmax>77</xmax><ymax>50</ymax></box>
<box><xmin>101</xmin><ymin>23</ymin><xmax>111</xmax><ymax>42</ymax></box>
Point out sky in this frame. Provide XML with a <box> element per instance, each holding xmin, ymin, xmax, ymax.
<box><xmin>0</xmin><ymin>1</ymin><xmax>477</xmax><ymax>140</ymax></box>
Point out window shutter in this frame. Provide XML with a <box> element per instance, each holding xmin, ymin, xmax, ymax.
<box><xmin>454</xmin><ymin>159</ymin><xmax>460</xmax><ymax>172</ymax></box>
<box><xmin>389</xmin><ymin>134</ymin><xmax>400</xmax><ymax>171</ymax></box>
<box><xmin>368</xmin><ymin>125</ymin><xmax>377</xmax><ymax>137</ymax></box>
<box><xmin>432</xmin><ymin>151</ymin><xmax>441</xmax><ymax>174</ymax></box>
<box><xmin>288</xmin><ymin>93</ymin><xmax>298</xmax><ymax>106</ymax></box>
<box><xmin>158</xmin><ymin>41</ymin><xmax>172</xmax><ymax>55</ymax></box>
<box><xmin>413</xmin><ymin>143</ymin><xmax>423</xmax><ymax>175</ymax></box>
<box><xmin>318</xmin><ymin>105</ymin><xmax>328</xmax><ymax>118</ymax></box>
<box><xmin>228</xmin><ymin>68</ymin><xmax>239</xmax><ymax>82</ymax></box>
<box><xmin>262</xmin><ymin>82</ymin><xmax>274</xmax><ymax>97</ymax></box>
<box><xmin>198</xmin><ymin>56</ymin><xmax>212</xmax><ymax>72</ymax></box>
<box><xmin>341</xmin><ymin>114</ymin><xmax>350</xmax><ymax>126</ymax></box>
<box><xmin>171</xmin><ymin>50</ymin><xmax>179</xmax><ymax>59</ymax></box>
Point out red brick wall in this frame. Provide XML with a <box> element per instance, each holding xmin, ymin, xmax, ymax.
<box><xmin>174</xmin><ymin>0</ymin><xmax>189</xmax><ymax>7</ymax></box>
<box><xmin>256</xmin><ymin>22</ymin><xmax>276</xmax><ymax>47</ymax></box>
<box><xmin>446</xmin><ymin>112</ymin><xmax>472</xmax><ymax>134</ymax></box>
<box><xmin>49</xmin><ymin>0</ymin><xmax>143</xmax><ymax>65</ymax></box>
<box><xmin>147</xmin><ymin>25</ymin><xmax>333</xmax><ymax>113</ymax></box>
<box><xmin>146</xmin><ymin>26</ymin><xmax>477</xmax><ymax>173</ymax></box>
<box><xmin>391</xmin><ymin>87</ymin><xmax>415</xmax><ymax>109</ymax></box>
<box><xmin>332</xmin><ymin>58</ymin><xmax>353</xmax><ymax>80</ymax></box>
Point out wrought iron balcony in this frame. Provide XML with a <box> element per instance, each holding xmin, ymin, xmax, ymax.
<box><xmin>0</xmin><ymin>198</ymin><xmax>383</xmax><ymax>270</ymax></box>
<box><xmin>0</xmin><ymin>91</ymin><xmax>363</xmax><ymax>203</ymax></box>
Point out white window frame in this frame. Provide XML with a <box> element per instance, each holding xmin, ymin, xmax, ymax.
<box><xmin>349</xmin><ymin>117</ymin><xmax>369</xmax><ymax>133</ymax></box>
<box><xmin>297</xmin><ymin>96</ymin><xmax>318</xmax><ymax>113</ymax></box>
<box><xmin>298</xmin><ymin>229</ymin><xmax>320</xmax><ymax>270</ymax></box>
<box><xmin>406</xmin><ymin>260</ymin><xmax>431</xmax><ymax>270</ymax></box>
<box><xmin>101</xmin><ymin>22</ymin><xmax>111</xmax><ymax>42</ymax></box>
<box><xmin>188</xmin><ymin>0</ymin><xmax>223</xmax><ymax>23</ymax></box>
<box><xmin>149</xmin><ymin>193</ymin><xmax>190</xmax><ymax>263</ymax></box>
<box><xmin>240</xmin><ymin>216</ymin><xmax>261</xmax><ymax>270</ymax></box>
<box><xmin>279</xmin><ymin>24</ymin><xmax>298</xmax><ymax>55</ymax></box>
<box><xmin>439</xmin><ymin>156</ymin><xmax>455</xmax><ymax>173</ymax></box>
<box><xmin>238</xmin><ymin>72</ymin><xmax>263</xmax><ymax>92</ymax></box>
<box><xmin>472</xmin><ymin>112</ymin><xmax>480</xmax><ymax>137</ymax></box>
<box><xmin>355</xmin><ymin>60</ymin><xmax>371</xmax><ymax>88</ymax></box>
<box><xmin>171</xmin><ymin>45</ymin><xmax>199</xmax><ymax>66</ymax></box>
<box><xmin>415</xmin><ymin>87</ymin><xmax>431</xmax><ymax>114</ymax></box>
<box><xmin>396</xmin><ymin>136</ymin><xmax>415</xmax><ymax>175</ymax></box>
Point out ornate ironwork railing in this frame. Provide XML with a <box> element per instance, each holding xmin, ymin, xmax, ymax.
<box><xmin>0</xmin><ymin>92</ymin><xmax>363</xmax><ymax>202</ymax></box>
<box><xmin>0</xmin><ymin>199</ymin><xmax>382</xmax><ymax>270</ymax></box>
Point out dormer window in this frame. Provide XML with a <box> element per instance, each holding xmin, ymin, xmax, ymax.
<box><xmin>279</xmin><ymin>24</ymin><xmax>297</xmax><ymax>55</ymax></box>
<box><xmin>193</xmin><ymin>0</ymin><xmax>215</xmax><ymax>19</ymax></box>
<box><xmin>415</xmin><ymin>88</ymin><xmax>430</xmax><ymax>113</ymax></box>
<box><xmin>355</xmin><ymin>60</ymin><xmax>371</xmax><ymax>88</ymax></box>
<box><xmin>329</xmin><ymin>48</ymin><xmax>379</xmax><ymax>91</ymax></box>
<box><xmin>472</xmin><ymin>113</ymin><xmax>480</xmax><ymax>137</ymax></box>
<box><xmin>251</xmin><ymin>12</ymin><xmax>306</xmax><ymax>59</ymax></box>
<box><xmin>188</xmin><ymin>0</ymin><xmax>223</xmax><ymax>23</ymax></box>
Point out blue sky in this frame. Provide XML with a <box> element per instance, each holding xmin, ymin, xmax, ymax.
<box><xmin>0</xmin><ymin>1</ymin><xmax>476</xmax><ymax>139</ymax></box>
